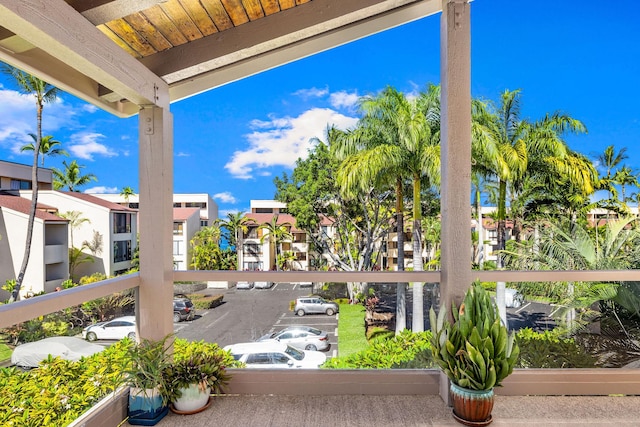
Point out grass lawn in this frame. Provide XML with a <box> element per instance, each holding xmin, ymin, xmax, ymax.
<box><xmin>0</xmin><ymin>343</ymin><xmax>11</xmax><ymax>363</ymax></box>
<box><xmin>337</xmin><ymin>303</ymin><xmax>368</xmax><ymax>358</ymax></box>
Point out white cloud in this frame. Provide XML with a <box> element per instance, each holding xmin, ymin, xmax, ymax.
<box><xmin>219</xmin><ymin>208</ymin><xmax>246</xmax><ymax>217</ymax></box>
<box><xmin>82</xmin><ymin>104</ymin><xmax>98</xmax><ymax>113</ymax></box>
<box><xmin>176</xmin><ymin>151</ymin><xmax>190</xmax><ymax>157</ymax></box>
<box><xmin>68</xmin><ymin>132</ymin><xmax>117</xmax><ymax>160</ymax></box>
<box><xmin>293</xmin><ymin>87</ymin><xmax>329</xmax><ymax>99</ymax></box>
<box><xmin>225</xmin><ymin>108</ymin><xmax>358</xmax><ymax>179</ymax></box>
<box><xmin>0</xmin><ymin>88</ymin><xmax>83</xmax><ymax>154</ymax></box>
<box><xmin>213</xmin><ymin>192</ymin><xmax>237</xmax><ymax>204</ymax></box>
<box><xmin>85</xmin><ymin>186</ymin><xmax>118</xmax><ymax>194</ymax></box>
<box><xmin>329</xmin><ymin>91</ymin><xmax>359</xmax><ymax>110</ymax></box>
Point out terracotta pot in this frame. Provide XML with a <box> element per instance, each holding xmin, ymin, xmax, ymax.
<box><xmin>450</xmin><ymin>383</ymin><xmax>494</xmax><ymax>426</ymax></box>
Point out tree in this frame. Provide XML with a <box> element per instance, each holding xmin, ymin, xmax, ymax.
<box><xmin>190</xmin><ymin>226</ymin><xmax>234</xmax><ymax>270</ymax></box>
<box><xmin>83</xmin><ymin>230</ymin><xmax>104</xmax><ymax>256</ymax></box>
<box><xmin>2</xmin><ymin>66</ymin><xmax>59</xmax><ymax>301</ymax></box>
<box><xmin>69</xmin><ymin>247</ymin><xmax>94</xmax><ymax>280</ymax></box>
<box><xmin>274</xmin><ymin>134</ymin><xmax>394</xmax><ymax>301</ymax></box>
<box><xmin>473</xmin><ymin>89</ymin><xmax>589</xmax><ymax>326</ymax></box>
<box><xmin>596</xmin><ymin>145</ymin><xmax>628</xmax><ymax>213</ymax></box>
<box><xmin>219</xmin><ymin>212</ymin><xmax>250</xmax><ymax>270</ymax></box>
<box><xmin>334</xmin><ymin>85</ymin><xmax>441</xmax><ymax>332</ymax></box>
<box><xmin>21</xmin><ymin>134</ymin><xmax>68</xmax><ymax>166</ymax></box>
<box><xmin>613</xmin><ymin>165</ymin><xmax>638</xmax><ymax>210</ymax></box>
<box><xmin>59</xmin><ymin>210</ymin><xmax>90</xmax><ymax>247</ymax></box>
<box><xmin>259</xmin><ymin>215</ymin><xmax>293</xmax><ymax>271</ymax></box>
<box><xmin>53</xmin><ymin>160</ymin><xmax>97</xmax><ymax>191</ymax></box>
<box><xmin>120</xmin><ymin>186</ymin><xmax>135</xmax><ymax>204</ymax></box>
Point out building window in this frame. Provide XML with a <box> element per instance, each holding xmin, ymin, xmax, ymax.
<box><xmin>200</xmin><ymin>220</ymin><xmax>208</xmax><ymax>227</ymax></box>
<box><xmin>173</xmin><ymin>222</ymin><xmax>183</xmax><ymax>235</ymax></box>
<box><xmin>113</xmin><ymin>213</ymin><xmax>131</xmax><ymax>234</ymax></box>
<box><xmin>295</xmin><ymin>252</ymin><xmax>307</xmax><ymax>261</ymax></box>
<box><xmin>293</xmin><ymin>233</ymin><xmax>306</xmax><ymax>243</ymax></box>
<box><xmin>10</xmin><ymin>179</ymin><xmax>31</xmax><ymax>190</ymax></box>
<box><xmin>113</xmin><ymin>240</ymin><xmax>132</xmax><ymax>263</ymax></box>
<box><xmin>173</xmin><ymin>202</ymin><xmax>182</xmax><ymax>207</ymax></box>
<box><xmin>245</xmin><ymin>227</ymin><xmax>259</xmax><ymax>239</ymax></box>
<box><xmin>243</xmin><ymin>261</ymin><xmax>263</xmax><ymax>270</ymax></box>
<box><xmin>255</xmin><ymin>208</ymin><xmax>273</xmax><ymax>213</ymax></box>
<box><xmin>186</xmin><ymin>202</ymin><xmax>206</xmax><ymax>208</ymax></box>
<box><xmin>128</xmin><ymin>202</ymin><xmax>139</xmax><ymax>209</ymax></box>
<box><xmin>173</xmin><ymin>240</ymin><xmax>184</xmax><ymax>255</ymax></box>
<box><xmin>243</xmin><ymin>243</ymin><xmax>261</xmax><ymax>256</ymax></box>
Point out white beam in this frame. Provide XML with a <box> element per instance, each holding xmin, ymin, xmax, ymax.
<box><xmin>163</xmin><ymin>0</ymin><xmax>442</xmax><ymax>102</ymax></box>
<box><xmin>0</xmin><ymin>0</ymin><xmax>168</xmax><ymax>112</ymax></box>
<box><xmin>137</xmin><ymin>106</ymin><xmax>174</xmax><ymax>341</ymax></box>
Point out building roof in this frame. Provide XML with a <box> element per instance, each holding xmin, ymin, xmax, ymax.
<box><xmin>173</xmin><ymin>207</ymin><xmax>200</xmax><ymax>221</ymax></box>
<box><xmin>61</xmin><ymin>191</ymin><xmax>136</xmax><ymax>212</ymax></box>
<box><xmin>0</xmin><ymin>194</ymin><xmax>67</xmax><ymax>222</ymax></box>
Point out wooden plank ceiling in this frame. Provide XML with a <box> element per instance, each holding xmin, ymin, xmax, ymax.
<box><xmin>0</xmin><ymin>0</ymin><xmax>441</xmax><ymax>117</ymax></box>
<box><xmin>86</xmin><ymin>0</ymin><xmax>312</xmax><ymax>59</ymax></box>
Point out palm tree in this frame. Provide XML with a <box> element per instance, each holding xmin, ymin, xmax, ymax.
<box><xmin>21</xmin><ymin>134</ymin><xmax>68</xmax><ymax>166</ymax></box>
<box><xmin>2</xmin><ymin>66</ymin><xmax>59</xmax><ymax>302</ymax></box>
<box><xmin>219</xmin><ymin>212</ymin><xmax>250</xmax><ymax>270</ymax></box>
<box><xmin>120</xmin><ymin>186</ymin><xmax>135</xmax><ymax>205</ymax></box>
<box><xmin>335</xmin><ymin>85</ymin><xmax>441</xmax><ymax>332</ymax></box>
<box><xmin>596</xmin><ymin>145</ymin><xmax>628</xmax><ymax>215</ymax></box>
<box><xmin>59</xmin><ymin>210</ymin><xmax>91</xmax><ymax>249</ymax></box>
<box><xmin>259</xmin><ymin>215</ymin><xmax>293</xmax><ymax>271</ymax></box>
<box><xmin>613</xmin><ymin>165</ymin><xmax>638</xmax><ymax>209</ymax></box>
<box><xmin>474</xmin><ymin>89</ymin><xmax>589</xmax><ymax>326</ymax></box>
<box><xmin>53</xmin><ymin>160</ymin><xmax>98</xmax><ymax>191</ymax></box>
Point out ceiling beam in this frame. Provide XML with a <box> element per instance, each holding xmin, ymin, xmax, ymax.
<box><xmin>0</xmin><ymin>0</ymin><xmax>168</xmax><ymax>116</ymax></box>
<box><xmin>165</xmin><ymin>0</ymin><xmax>441</xmax><ymax>102</ymax></box>
<box><xmin>78</xmin><ymin>0</ymin><xmax>170</xmax><ymax>26</ymax></box>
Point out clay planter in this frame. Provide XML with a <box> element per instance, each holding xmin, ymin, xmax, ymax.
<box><xmin>450</xmin><ymin>383</ymin><xmax>494</xmax><ymax>426</ymax></box>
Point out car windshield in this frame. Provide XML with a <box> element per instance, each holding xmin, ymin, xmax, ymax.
<box><xmin>284</xmin><ymin>345</ymin><xmax>304</xmax><ymax>360</ymax></box>
<box><xmin>305</xmin><ymin>327</ymin><xmax>322</xmax><ymax>335</ymax></box>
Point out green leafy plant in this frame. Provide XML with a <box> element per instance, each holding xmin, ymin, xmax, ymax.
<box><xmin>163</xmin><ymin>339</ymin><xmax>233</xmax><ymax>401</ymax></box>
<box><xmin>515</xmin><ymin>328</ymin><xmax>596</xmax><ymax>368</ymax></box>
<box><xmin>429</xmin><ymin>281</ymin><xmax>519</xmax><ymax>390</ymax></box>
<box><xmin>120</xmin><ymin>334</ymin><xmax>173</xmax><ymax>404</ymax></box>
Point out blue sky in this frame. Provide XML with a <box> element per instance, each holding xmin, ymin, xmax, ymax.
<box><xmin>1</xmin><ymin>0</ymin><xmax>639</xmax><ymax>217</ymax></box>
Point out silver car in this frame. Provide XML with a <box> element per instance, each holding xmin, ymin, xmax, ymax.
<box><xmin>258</xmin><ymin>326</ymin><xmax>330</xmax><ymax>351</ymax></box>
<box><xmin>294</xmin><ymin>297</ymin><xmax>339</xmax><ymax>316</ymax></box>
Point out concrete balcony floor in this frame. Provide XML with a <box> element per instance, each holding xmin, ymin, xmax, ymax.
<box><xmin>149</xmin><ymin>394</ymin><xmax>640</xmax><ymax>427</ymax></box>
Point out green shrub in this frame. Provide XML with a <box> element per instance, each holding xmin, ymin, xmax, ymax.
<box><xmin>79</xmin><ymin>273</ymin><xmax>108</xmax><ymax>285</ymax></box>
<box><xmin>325</xmin><ymin>330</ymin><xmax>433</xmax><ymax>369</ymax></box>
<box><xmin>189</xmin><ymin>294</ymin><xmax>224</xmax><ymax>309</ymax></box>
<box><xmin>515</xmin><ymin>328</ymin><xmax>596</xmax><ymax>368</ymax></box>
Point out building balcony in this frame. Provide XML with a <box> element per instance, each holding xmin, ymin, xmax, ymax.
<box><xmin>43</xmin><ymin>244</ymin><xmax>66</xmax><ymax>264</ymax></box>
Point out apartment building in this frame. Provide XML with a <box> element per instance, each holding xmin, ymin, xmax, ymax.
<box><xmin>0</xmin><ymin>160</ymin><xmax>68</xmax><ymax>297</ymax></box>
<box><xmin>242</xmin><ymin>200</ymin><xmax>311</xmax><ymax>271</ymax></box>
<box><xmin>24</xmin><ymin>191</ymin><xmax>138</xmax><ymax>277</ymax></box>
<box><xmin>172</xmin><ymin>208</ymin><xmax>200</xmax><ymax>270</ymax></box>
<box><xmin>95</xmin><ymin>193</ymin><xmax>218</xmax><ymax>228</ymax></box>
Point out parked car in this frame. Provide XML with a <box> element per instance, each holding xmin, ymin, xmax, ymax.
<box><xmin>82</xmin><ymin>316</ymin><xmax>136</xmax><ymax>341</ymax></box>
<box><xmin>294</xmin><ymin>297</ymin><xmax>339</xmax><ymax>316</ymax></box>
<box><xmin>173</xmin><ymin>296</ymin><xmax>195</xmax><ymax>322</ymax></box>
<box><xmin>254</xmin><ymin>281</ymin><xmax>274</xmax><ymax>289</ymax></box>
<box><xmin>237</xmin><ymin>281</ymin><xmax>254</xmax><ymax>290</ymax></box>
<box><xmin>223</xmin><ymin>341</ymin><xmax>326</xmax><ymax>369</ymax></box>
<box><xmin>11</xmin><ymin>336</ymin><xmax>105</xmax><ymax>368</ymax></box>
<box><xmin>505</xmin><ymin>288</ymin><xmax>525</xmax><ymax>308</ymax></box>
<box><xmin>257</xmin><ymin>326</ymin><xmax>330</xmax><ymax>351</ymax></box>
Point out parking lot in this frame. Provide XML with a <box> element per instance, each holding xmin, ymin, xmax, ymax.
<box><xmin>173</xmin><ymin>282</ymin><xmax>339</xmax><ymax>357</ymax></box>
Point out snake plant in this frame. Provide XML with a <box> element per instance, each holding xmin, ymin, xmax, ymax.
<box><xmin>429</xmin><ymin>281</ymin><xmax>519</xmax><ymax>390</ymax></box>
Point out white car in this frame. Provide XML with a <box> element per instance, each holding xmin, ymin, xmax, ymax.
<box><xmin>257</xmin><ymin>326</ymin><xmax>330</xmax><ymax>351</ymax></box>
<box><xmin>82</xmin><ymin>315</ymin><xmax>136</xmax><ymax>341</ymax></box>
<box><xmin>224</xmin><ymin>341</ymin><xmax>326</xmax><ymax>369</ymax></box>
<box><xmin>254</xmin><ymin>281</ymin><xmax>274</xmax><ymax>289</ymax></box>
<box><xmin>11</xmin><ymin>336</ymin><xmax>104</xmax><ymax>368</ymax></box>
<box><xmin>237</xmin><ymin>281</ymin><xmax>254</xmax><ymax>290</ymax></box>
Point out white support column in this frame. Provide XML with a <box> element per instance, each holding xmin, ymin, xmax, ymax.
<box><xmin>137</xmin><ymin>105</ymin><xmax>174</xmax><ymax>341</ymax></box>
<box><xmin>439</xmin><ymin>0</ymin><xmax>471</xmax><ymax>402</ymax></box>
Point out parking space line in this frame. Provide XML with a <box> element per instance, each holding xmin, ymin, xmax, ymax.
<box><xmin>515</xmin><ymin>302</ymin><xmax>531</xmax><ymax>314</ymax></box>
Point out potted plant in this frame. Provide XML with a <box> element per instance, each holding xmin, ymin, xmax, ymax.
<box><xmin>429</xmin><ymin>281</ymin><xmax>519</xmax><ymax>426</ymax></box>
<box><xmin>163</xmin><ymin>340</ymin><xmax>233</xmax><ymax>414</ymax></box>
<box><xmin>121</xmin><ymin>335</ymin><xmax>172</xmax><ymax>426</ymax></box>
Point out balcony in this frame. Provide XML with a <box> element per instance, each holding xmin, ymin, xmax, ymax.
<box><xmin>43</xmin><ymin>244</ymin><xmax>66</xmax><ymax>264</ymax></box>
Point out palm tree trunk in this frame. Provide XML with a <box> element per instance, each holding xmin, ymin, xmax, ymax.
<box><xmin>395</xmin><ymin>178</ymin><xmax>406</xmax><ymax>334</ymax></box>
<box><xmin>496</xmin><ymin>179</ymin><xmax>508</xmax><ymax>327</ymax></box>
<box><xmin>411</xmin><ymin>176</ymin><xmax>424</xmax><ymax>332</ymax></box>
<box><xmin>11</xmin><ymin>104</ymin><xmax>42</xmax><ymax>302</ymax></box>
